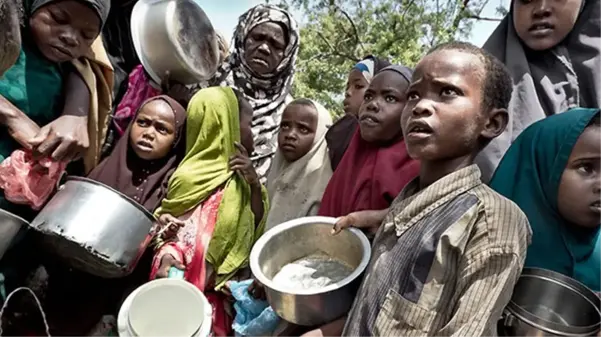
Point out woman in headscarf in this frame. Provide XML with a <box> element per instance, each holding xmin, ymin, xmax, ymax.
<box><xmin>187</xmin><ymin>4</ymin><xmax>300</xmax><ymax>182</ymax></box>
<box><xmin>318</xmin><ymin>65</ymin><xmax>420</xmax><ymax>219</ymax></box>
<box><xmin>326</xmin><ymin>55</ymin><xmax>391</xmax><ymax>171</ymax></box>
<box><xmin>266</xmin><ymin>98</ymin><xmax>333</xmax><ymax>230</ymax></box>
<box><xmin>150</xmin><ymin>87</ymin><xmax>269</xmax><ymax>336</ymax></box>
<box><xmin>490</xmin><ymin>108</ymin><xmax>600</xmax><ymax>291</ymax></box>
<box><xmin>479</xmin><ymin>0</ymin><xmax>600</xmax><ymax>182</ymax></box>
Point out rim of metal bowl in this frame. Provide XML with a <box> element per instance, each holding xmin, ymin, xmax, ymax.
<box><xmin>65</xmin><ymin>176</ymin><xmax>156</xmax><ymax>222</ymax></box>
<box><xmin>507</xmin><ymin>267</ymin><xmax>601</xmax><ymax>336</ymax></box>
<box><xmin>250</xmin><ymin>216</ymin><xmax>372</xmax><ymax>296</ymax></box>
<box><xmin>0</xmin><ymin>208</ymin><xmax>30</xmax><ymax>226</ymax></box>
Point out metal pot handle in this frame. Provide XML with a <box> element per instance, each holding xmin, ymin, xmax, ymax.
<box><xmin>56</xmin><ymin>172</ymin><xmax>68</xmax><ymax>191</ymax></box>
<box><xmin>0</xmin><ymin>287</ymin><xmax>51</xmax><ymax>336</ymax></box>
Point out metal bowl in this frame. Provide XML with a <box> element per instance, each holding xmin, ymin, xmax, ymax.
<box><xmin>250</xmin><ymin>216</ymin><xmax>371</xmax><ymax>326</ymax></box>
<box><xmin>0</xmin><ymin>208</ymin><xmax>28</xmax><ymax>260</ymax></box>
<box><xmin>30</xmin><ymin>177</ymin><xmax>157</xmax><ymax>278</ymax></box>
<box><xmin>131</xmin><ymin>0</ymin><xmax>220</xmax><ymax>85</ymax></box>
<box><xmin>501</xmin><ymin>267</ymin><xmax>601</xmax><ymax>336</ymax></box>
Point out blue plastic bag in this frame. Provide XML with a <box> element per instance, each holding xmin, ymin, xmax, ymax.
<box><xmin>229</xmin><ymin>279</ymin><xmax>281</xmax><ymax>336</ymax></box>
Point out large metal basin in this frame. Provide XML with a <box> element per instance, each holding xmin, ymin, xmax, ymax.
<box><xmin>250</xmin><ymin>216</ymin><xmax>371</xmax><ymax>326</ymax></box>
<box><xmin>29</xmin><ymin>177</ymin><xmax>156</xmax><ymax>278</ymax></box>
<box><xmin>500</xmin><ymin>268</ymin><xmax>601</xmax><ymax>336</ymax></box>
<box><xmin>0</xmin><ymin>208</ymin><xmax>28</xmax><ymax>260</ymax></box>
<box><xmin>131</xmin><ymin>0</ymin><xmax>220</xmax><ymax>85</ymax></box>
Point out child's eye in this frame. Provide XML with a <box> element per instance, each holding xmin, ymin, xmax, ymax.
<box><xmin>136</xmin><ymin>119</ymin><xmax>150</xmax><ymax>127</ymax></box>
<box><xmin>441</xmin><ymin>87</ymin><xmax>460</xmax><ymax>97</ymax></box>
<box><xmin>300</xmin><ymin>127</ymin><xmax>309</xmax><ymax>134</ymax></box>
<box><xmin>50</xmin><ymin>10</ymin><xmax>68</xmax><ymax>24</ymax></box>
<box><xmin>280</xmin><ymin>123</ymin><xmax>290</xmax><ymax>130</ymax></box>
<box><xmin>385</xmin><ymin>96</ymin><xmax>398</xmax><ymax>103</ymax></box>
<box><xmin>354</xmin><ymin>84</ymin><xmax>365</xmax><ymax>90</ymax></box>
<box><xmin>577</xmin><ymin>163</ymin><xmax>595</xmax><ymax>175</ymax></box>
<box><xmin>406</xmin><ymin>92</ymin><xmax>419</xmax><ymax>100</ymax></box>
<box><xmin>363</xmin><ymin>94</ymin><xmax>373</xmax><ymax>102</ymax></box>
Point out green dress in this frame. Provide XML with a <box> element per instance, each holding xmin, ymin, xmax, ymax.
<box><xmin>0</xmin><ymin>39</ymin><xmax>63</xmax><ymax>219</ymax></box>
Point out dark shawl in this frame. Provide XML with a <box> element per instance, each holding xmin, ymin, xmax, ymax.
<box><xmin>88</xmin><ymin>95</ymin><xmax>187</xmax><ymax>212</ymax></box>
<box><xmin>30</xmin><ymin>0</ymin><xmax>110</xmax><ymax>27</ymax></box>
<box><xmin>326</xmin><ymin>55</ymin><xmax>391</xmax><ymax>171</ymax></box>
<box><xmin>479</xmin><ymin>0</ymin><xmax>600</xmax><ymax>182</ymax></box>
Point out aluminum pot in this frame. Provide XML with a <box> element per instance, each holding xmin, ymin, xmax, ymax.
<box><xmin>0</xmin><ymin>208</ymin><xmax>28</xmax><ymax>260</ymax></box>
<box><xmin>131</xmin><ymin>0</ymin><xmax>220</xmax><ymax>86</ymax></box>
<box><xmin>29</xmin><ymin>177</ymin><xmax>156</xmax><ymax>278</ymax></box>
<box><xmin>500</xmin><ymin>268</ymin><xmax>601</xmax><ymax>336</ymax></box>
<box><xmin>250</xmin><ymin>216</ymin><xmax>371</xmax><ymax>326</ymax></box>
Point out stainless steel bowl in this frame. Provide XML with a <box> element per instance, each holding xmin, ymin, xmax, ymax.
<box><xmin>250</xmin><ymin>216</ymin><xmax>371</xmax><ymax>326</ymax></box>
<box><xmin>500</xmin><ymin>268</ymin><xmax>601</xmax><ymax>336</ymax></box>
<box><xmin>131</xmin><ymin>0</ymin><xmax>220</xmax><ymax>85</ymax></box>
<box><xmin>0</xmin><ymin>208</ymin><xmax>28</xmax><ymax>260</ymax></box>
<box><xmin>30</xmin><ymin>177</ymin><xmax>157</xmax><ymax>278</ymax></box>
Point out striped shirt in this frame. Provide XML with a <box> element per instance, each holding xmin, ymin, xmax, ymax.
<box><xmin>343</xmin><ymin>165</ymin><xmax>532</xmax><ymax>337</ymax></box>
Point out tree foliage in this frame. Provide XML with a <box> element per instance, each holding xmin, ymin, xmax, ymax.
<box><xmin>267</xmin><ymin>0</ymin><xmax>505</xmax><ymax>117</ymax></box>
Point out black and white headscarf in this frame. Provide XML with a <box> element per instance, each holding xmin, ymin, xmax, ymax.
<box><xmin>194</xmin><ymin>4</ymin><xmax>300</xmax><ymax>181</ymax></box>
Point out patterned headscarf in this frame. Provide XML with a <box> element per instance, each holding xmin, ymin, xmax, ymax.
<box><xmin>196</xmin><ymin>4</ymin><xmax>300</xmax><ymax>181</ymax></box>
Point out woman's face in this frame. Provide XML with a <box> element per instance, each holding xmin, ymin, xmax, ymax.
<box><xmin>129</xmin><ymin>100</ymin><xmax>177</xmax><ymax>161</ymax></box>
<box><xmin>244</xmin><ymin>22</ymin><xmax>287</xmax><ymax>75</ymax></box>
<box><xmin>513</xmin><ymin>0</ymin><xmax>583</xmax><ymax>51</ymax></box>
<box><xmin>278</xmin><ymin>103</ymin><xmax>318</xmax><ymax>162</ymax></box>
<box><xmin>557</xmin><ymin>124</ymin><xmax>601</xmax><ymax>229</ymax></box>
<box><xmin>29</xmin><ymin>0</ymin><xmax>100</xmax><ymax>63</ymax></box>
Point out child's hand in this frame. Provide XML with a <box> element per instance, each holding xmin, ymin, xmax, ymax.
<box><xmin>158</xmin><ymin>214</ymin><xmax>185</xmax><ymax>240</ymax></box>
<box><xmin>331</xmin><ymin>209</ymin><xmax>387</xmax><ymax>235</ymax></box>
<box><xmin>161</xmin><ymin>72</ymin><xmax>194</xmax><ymax>109</ymax></box>
<box><xmin>229</xmin><ymin>142</ymin><xmax>259</xmax><ymax>187</ymax></box>
<box><xmin>248</xmin><ymin>278</ymin><xmax>266</xmax><ymax>300</ymax></box>
<box><xmin>155</xmin><ymin>254</ymin><xmax>185</xmax><ymax>279</ymax></box>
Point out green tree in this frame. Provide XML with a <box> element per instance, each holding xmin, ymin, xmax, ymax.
<box><xmin>268</xmin><ymin>0</ymin><xmax>505</xmax><ymax>117</ymax></box>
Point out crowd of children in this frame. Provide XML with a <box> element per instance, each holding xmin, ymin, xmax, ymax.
<box><xmin>0</xmin><ymin>0</ymin><xmax>598</xmax><ymax>335</ymax></box>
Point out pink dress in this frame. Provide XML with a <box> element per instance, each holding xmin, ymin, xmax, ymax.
<box><xmin>112</xmin><ymin>65</ymin><xmax>161</xmax><ymax>136</ymax></box>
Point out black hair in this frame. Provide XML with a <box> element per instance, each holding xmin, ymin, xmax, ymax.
<box><xmin>0</xmin><ymin>0</ymin><xmax>23</xmax><ymax>75</ymax></box>
<box><xmin>289</xmin><ymin>98</ymin><xmax>315</xmax><ymax>109</ymax></box>
<box><xmin>427</xmin><ymin>41</ymin><xmax>513</xmax><ymax>114</ymax></box>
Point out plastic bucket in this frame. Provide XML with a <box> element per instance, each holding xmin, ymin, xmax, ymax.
<box><xmin>117</xmin><ymin>279</ymin><xmax>212</xmax><ymax>337</ymax></box>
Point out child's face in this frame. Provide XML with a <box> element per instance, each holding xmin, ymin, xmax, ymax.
<box><xmin>358</xmin><ymin>70</ymin><xmax>408</xmax><ymax>143</ymax></box>
<box><xmin>239</xmin><ymin>98</ymin><xmax>255</xmax><ymax>154</ymax></box>
<box><xmin>557</xmin><ymin>125</ymin><xmax>601</xmax><ymax>229</ymax></box>
<box><xmin>343</xmin><ymin>69</ymin><xmax>369</xmax><ymax>116</ymax></box>
<box><xmin>29</xmin><ymin>0</ymin><xmax>100</xmax><ymax>63</ymax></box>
<box><xmin>278</xmin><ymin>103</ymin><xmax>318</xmax><ymax>162</ymax></box>
<box><xmin>402</xmin><ymin>50</ymin><xmax>490</xmax><ymax>161</ymax></box>
<box><xmin>513</xmin><ymin>0</ymin><xmax>583</xmax><ymax>51</ymax></box>
<box><xmin>129</xmin><ymin>100</ymin><xmax>177</xmax><ymax>161</ymax></box>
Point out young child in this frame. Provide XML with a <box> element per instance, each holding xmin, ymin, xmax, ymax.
<box><xmin>326</xmin><ymin>56</ymin><xmax>390</xmax><ymax>170</ymax></box>
<box><xmin>151</xmin><ymin>87</ymin><xmax>269</xmax><ymax>336</ymax></box>
<box><xmin>0</xmin><ymin>0</ymin><xmax>22</xmax><ymax>76</ymax></box>
<box><xmin>491</xmin><ymin>108</ymin><xmax>600</xmax><ymax>291</ymax></box>
<box><xmin>265</xmin><ymin>98</ymin><xmax>333</xmax><ymax>230</ymax></box>
<box><xmin>479</xmin><ymin>0</ymin><xmax>599</xmax><ymax>181</ymax></box>
<box><xmin>88</xmin><ymin>95</ymin><xmax>187</xmax><ymax>212</ymax></box>
<box><xmin>318</xmin><ymin>65</ymin><xmax>420</xmax><ymax>219</ymax></box>
<box><xmin>333</xmin><ymin>42</ymin><xmax>531</xmax><ymax>336</ymax></box>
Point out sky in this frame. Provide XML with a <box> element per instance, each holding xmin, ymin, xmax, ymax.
<box><xmin>197</xmin><ymin>0</ymin><xmax>508</xmax><ymax>48</ymax></box>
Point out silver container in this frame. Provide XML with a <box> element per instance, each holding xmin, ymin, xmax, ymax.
<box><xmin>130</xmin><ymin>0</ymin><xmax>220</xmax><ymax>86</ymax></box>
<box><xmin>29</xmin><ymin>177</ymin><xmax>156</xmax><ymax>278</ymax></box>
<box><xmin>250</xmin><ymin>216</ymin><xmax>371</xmax><ymax>326</ymax></box>
<box><xmin>500</xmin><ymin>268</ymin><xmax>601</xmax><ymax>336</ymax></box>
<box><xmin>0</xmin><ymin>208</ymin><xmax>28</xmax><ymax>259</ymax></box>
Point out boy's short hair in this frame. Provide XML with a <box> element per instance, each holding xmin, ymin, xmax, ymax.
<box><xmin>0</xmin><ymin>0</ymin><xmax>22</xmax><ymax>76</ymax></box>
<box><xmin>289</xmin><ymin>98</ymin><xmax>315</xmax><ymax>108</ymax></box>
<box><xmin>428</xmin><ymin>41</ymin><xmax>513</xmax><ymax>115</ymax></box>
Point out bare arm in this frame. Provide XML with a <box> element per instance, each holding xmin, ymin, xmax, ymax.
<box><xmin>0</xmin><ymin>94</ymin><xmax>40</xmax><ymax>150</ymax></box>
<box><xmin>61</xmin><ymin>68</ymin><xmax>89</xmax><ymax>118</ymax></box>
<box><xmin>250</xmin><ymin>182</ymin><xmax>264</xmax><ymax>227</ymax></box>
<box><xmin>332</xmin><ymin>208</ymin><xmax>389</xmax><ymax>235</ymax></box>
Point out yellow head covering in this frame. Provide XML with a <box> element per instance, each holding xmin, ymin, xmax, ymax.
<box><xmin>156</xmin><ymin>86</ymin><xmax>268</xmax><ymax>288</ymax></box>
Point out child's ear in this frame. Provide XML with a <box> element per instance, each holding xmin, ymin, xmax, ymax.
<box><xmin>480</xmin><ymin>108</ymin><xmax>508</xmax><ymax>140</ymax></box>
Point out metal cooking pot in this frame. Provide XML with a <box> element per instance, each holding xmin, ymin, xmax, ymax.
<box><xmin>131</xmin><ymin>0</ymin><xmax>220</xmax><ymax>85</ymax></box>
<box><xmin>250</xmin><ymin>216</ymin><xmax>371</xmax><ymax>326</ymax></box>
<box><xmin>0</xmin><ymin>209</ymin><xmax>28</xmax><ymax>260</ymax></box>
<box><xmin>500</xmin><ymin>268</ymin><xmax>601</xmax><ymax>336</ymax></box>
<box><xmin>29</xmin><ymin>177</ymin><xmax>156</xmax><ymax>278</ymax></box>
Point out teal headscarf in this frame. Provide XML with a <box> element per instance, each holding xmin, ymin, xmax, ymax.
<box><xmin>490</xmin><ymin>108</ymin><xmax>600</xmax><ymax>291</ymax></box>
